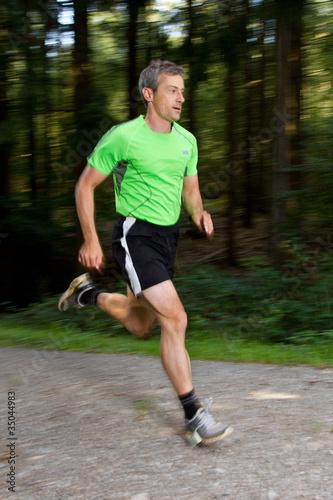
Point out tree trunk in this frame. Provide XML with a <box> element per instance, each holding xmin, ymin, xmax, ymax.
<box><xmin>187</xmin><ymin>0</ymin><xmax>196</xmax><ymax>135</ymax></box>
<box><xmin>272</xmin><ymin>22</ymin><xmax>289</xmax><ymax>265</ymax></box>
<box><xmin>74</xmin><ymin>0</ymin><xmax>91</xmax><ymax>133</ymax></box>
<box><xmin>272</xmin><ymin>0</ymin><xmax>304</xmax><ymax>266</ymax></box>
<box><xmin>289</xmin><ymin>16</ymin><xmax>303</xmax><ymax>198</ymax></box>
<box><xmin>0</xmin><ymin>53</ymin><xmax>11</xmax><ymax>199</ymax></box>
<box><xmin>26</xmin><ymin>44</ymin><xmax>38</xmax><ymax>198</ymax></box>
<box><xmin>226</xmin><ymin>67</ymin><xmax>237</xmax><ymax>265</ymax></box>
<box><xmin>128</xmin><ymin>0</ymin><xmax>139</xmax><ymax>119</ymax></box>
<box><xmin>243</xmin><ymin>0</ymin><xmax>253</xmax><ymax>228</ymax></box>
<box><xmin>258</xmin><ymin>22</ymin><xmax>268</xmax><ymax>213</ymax></box>
<box><xmin>73</xmin><ymin>0</ymin><xmax>91</xmax><ymax>262</ymax></box>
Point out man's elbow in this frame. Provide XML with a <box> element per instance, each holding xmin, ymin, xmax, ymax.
<box><xmin>75</xmin><ymin>174</ymin><xmax>91</xmax><ymax>202</ymax></box>
<box><xmin>75</xmin><ymin>176</ymin><xmax>83</xmax><ymax>199</ymax></box>
<box><xmin>75</xmin><ymin>164</ymin><xmax>91</xmax><ymax>194</ymax></box>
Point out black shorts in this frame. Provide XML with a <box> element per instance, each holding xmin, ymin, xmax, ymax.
<box><xmin>112</xmin><ymin>217</ymin><xmax>179</xmax><ymax>297</ymax></box>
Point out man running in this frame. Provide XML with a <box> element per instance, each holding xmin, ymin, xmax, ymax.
<box><xmin>58</xmin><ymin>60</ymin><xmax>233</xmax><ymax>445</ymax></box>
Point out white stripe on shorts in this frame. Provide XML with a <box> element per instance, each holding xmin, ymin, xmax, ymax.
<box><xmin>120</xmin><ymin>217</ymin><xmax>142</xmax><ymax>297</ymax></box>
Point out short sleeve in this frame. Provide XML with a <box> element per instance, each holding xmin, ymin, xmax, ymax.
<box><xmin>88</xmin><ymin>126</ymin><xmax>119</xmax><ymax>176</ymax></box>
<box><xmin>185</xmin><ymin>135</ymin><xmax>198</xmax><ymax>176</ymax></box>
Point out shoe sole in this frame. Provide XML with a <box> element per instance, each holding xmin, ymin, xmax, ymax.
<box><xmin>201</xmin><ymin>425</ymin><xmax>234</xmax><ymax>445</ymax></box>
<box><xmin>186</xmin><ymin>425</ymin><xmax>234</xmax><ymax>447</ymax></box>
<box><xmin>58</xmin><ymin>273</ymin><xmax>89</xmax><ymax>311</ymax></box>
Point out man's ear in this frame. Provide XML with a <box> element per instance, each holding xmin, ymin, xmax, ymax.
<box><xmin>142</xmin><ymin>87</ymin><xmax>153</xmax><ymax>103</ymax></box>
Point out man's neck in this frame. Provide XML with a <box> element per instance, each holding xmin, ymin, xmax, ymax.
<box><xmin>144</xmin><ymin>114</ymin><xmax>172</xmax><ymax>134</ymax></box>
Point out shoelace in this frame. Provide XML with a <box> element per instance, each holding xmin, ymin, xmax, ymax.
<box><xmin>194</xmin><ymin>397</ymin><xmax>217</xmax><ymax>431</ymax></box>
<box><xmin>205</xmin><ymin>396</ymin><xmax>213</xmax><ymax>408</ymax></box>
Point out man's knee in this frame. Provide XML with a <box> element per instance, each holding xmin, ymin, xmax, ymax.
<box><xmin>163</xmin><ymin>309</ymin><xmax>187</xmax><ymax>334</ymax></box>
<box><xmin>129</xmin><ymin>324</ymin><xmax>151</xmax><ymax>337</ymax></box>
<box><xmin>127</xmin><ymin>314</ymin><xmax>155</xmax><ymax>337</ymax></box>
<box><xmin>178</xmin><ymin>309</ymin><xmax>188</xmax><ymax>332</ymax></box>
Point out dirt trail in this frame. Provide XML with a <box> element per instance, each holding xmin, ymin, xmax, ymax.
<box><xmin>0</xmin><ymin>347</ymin><xmax>332</xmax><ymax>499</ymax></box>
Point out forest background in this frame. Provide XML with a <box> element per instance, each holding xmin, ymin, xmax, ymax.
<box><xmin>0</xmin><ymin>0</ymin><xmax>333</xmax><ymax>364</ymax></box>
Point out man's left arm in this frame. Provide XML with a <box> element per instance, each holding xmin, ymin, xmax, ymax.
<box><xmin>182</xmin><ymin>174</ymin><xmax>214</xmax><ymax>240</ymax></box>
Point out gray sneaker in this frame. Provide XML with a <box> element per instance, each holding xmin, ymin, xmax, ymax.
<box><xmin>185</xmin><ymin>398</ymin><xmax>233</xmax><ymax>446</ymax></box>
<box><xmin>58</xmin><ymin>273</ymin><xmax>94</xmax><ymax>311</ymax></box>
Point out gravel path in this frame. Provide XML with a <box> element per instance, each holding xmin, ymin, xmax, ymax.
<box><xmin>0</xmin><ymin>347</ymin><xmax>332</xmax><ymax>500</ymax></box>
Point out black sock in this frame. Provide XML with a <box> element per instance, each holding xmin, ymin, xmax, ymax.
<box><xmin>80</xmin><ymin>288</ymin><xmax>102</xmax><ymax>306</ymax></box>
<box><xmin>179</xmin><ymin>389</ymin><xmax>201</xmax><ymax>420</ymax></box>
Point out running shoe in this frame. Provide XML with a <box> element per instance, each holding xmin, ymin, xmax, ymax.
<box><xmin>185</xmin><ymin>398</ymin><xmax>233</xmax><ymax>446</ymax></box>
<box><xmin>58</xmin><ymin>273</ymin><xmax>94</xmax><ymax>311</ymax></box>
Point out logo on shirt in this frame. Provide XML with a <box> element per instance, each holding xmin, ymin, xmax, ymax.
<box><xmin>183</xmin><ymin>150</ymin><xmax>189</xmax><ymax>155</ymax></box>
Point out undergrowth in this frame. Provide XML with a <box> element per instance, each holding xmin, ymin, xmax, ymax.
<box><xmin>1</xmin><ymin>256</ymin><xmax>333</xmax><ymax>366</ymax></box>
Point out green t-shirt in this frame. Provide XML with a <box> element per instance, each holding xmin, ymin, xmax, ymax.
<box><xmin>88</xmin><ymin>115</ymin><xmax>198</xmax><ymax>226</ymax></box>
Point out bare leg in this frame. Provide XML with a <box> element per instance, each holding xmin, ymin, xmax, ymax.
<box><xmin>96</xmin><ymin>280</ymin><xmax>192</xmax><ymax>395</ymax></box>
<box><xmin>140</xmin><ymin>280</ymin><xmax>193</xmax><ymax>396</ymax></box>
<box><xmin>96</xmin><ymin>286</ymin><xmax>155</xmax><ymax>337</ymax></box>
<box><xmin>96</xmin><ymin>279</ymin><xmax>231</xmax><ymax>441</ymax></box>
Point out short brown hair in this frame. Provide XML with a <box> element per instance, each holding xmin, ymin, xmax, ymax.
<box><xmin>138</xmin><ymin>60</ymin><xmax>185</xmax><ymax>108</ymax></box>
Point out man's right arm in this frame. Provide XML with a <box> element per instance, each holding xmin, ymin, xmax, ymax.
<box><xmin>75</xmin><ymin>163</ymin><xmax>108</xmax><ymax>271</ymax></box>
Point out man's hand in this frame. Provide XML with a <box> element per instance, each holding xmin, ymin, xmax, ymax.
<box><xmin>182</xmin><ymin>175</ymin><xmax>214</xmax><ymax>240</ymax></box>
<box><xmin>192</xmin><ymin>210</ymin><xmax>214</xmax><ymax>240</ymax></box>
<box><xmin>78</xmin><ymin>241</ymin><xmax>106</xmax><ymax>272</ymax></box>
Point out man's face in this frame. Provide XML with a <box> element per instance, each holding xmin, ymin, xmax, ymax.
<box><xmin>149</xmin><ymin>73</ymin><xmax>185</xmax><ymax>123</ymax></box>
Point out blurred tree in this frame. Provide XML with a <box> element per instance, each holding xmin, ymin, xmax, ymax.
<box><xmin>181</xmin><ymin>0</ymin><xmax>205</xmax><ymax>135</ymax></box>
<box><xmin>173</xmin><ymin>0</ymin><xmax>212</xmax><ymax>136</ymax></box>
<box><xmin>0</xmin><ymin>5</ymin><xmax>11</xmax><ymax>199</ymax></box>
<box><xmin>243</xmin><ymin>0</ymin><xmax>253</xmax><ymax>228</ymax></box>
<box><xmin>242</xmin><ymin>1</ymin><xmax>268</xmax><ymax>227</ymax></box>
<box><xmin>3</xmin><ymin>0</ymin><xmax>60</xmax><ymax>200</ymax></box>
<box><xmin>272</xmin><ymin>0</ymin><xmax>305</xmax><ymax>265</ymax></box>
<box><xmin>218</xmin><ymin>0</ymin><xmax>246</xmax><ymax>265</ymax></box>
<box><xmin>73</xmin><ymin>0</ymin><xmax>93</xmax><ymax>176</ymax></box>
<box><xmin>128</xmin><ymin>0</ymin><xmax>148</xmax><ymax>118</ymax></box>
<box><xmin>24</xmin><ymin>34</ymin><xmax>39</xmax><ymax>198</ymax></box>
<box><xmin>0</xmin><ymin>0</ymin><xmax>65</xmax><ymax>306</ymax></box>
<box><xmin>93</xmin><ymin>0</ymin><xmax>150</xmax><ymax>119</ymax></box>
<box><xmin>256</xmin><ymin>13</ymin><xmax>272</xmax><ymax>216</ymax></box>
<box><xmin>299</xmin><ymin>0</ymin><xmax>333</xmax><ymax>232</ymax></box>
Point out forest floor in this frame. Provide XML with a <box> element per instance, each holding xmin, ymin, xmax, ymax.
<box><xmin>1</xmin><ymin>347</ymin><xmax>333</xmax><ymax>500</ymax></box>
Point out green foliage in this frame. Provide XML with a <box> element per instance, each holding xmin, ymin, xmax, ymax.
<box><xmin>1</xmin><ymin>253</ymin><xmax>333</xmax><ymax>365</ymax></box>
<box><xmin>2</xmin><ymin>252</ymin><xmax>333</xmax><ymax>350</ymax></box>
<box><xmin>1</xmin><ymin>295</ymin><xmax>124</xmax><ymax>336</ymax></box>
<box><xmin>174</xmin><ymin>257</ymin><xmax>333</xmax><ymax>345</ymax></box>
<box><xmin>0</xmin><ymin>295</ymin><xmax>332</xmax><ymax>366</ymax></box>
<box><xmin>301</xmin><ymin>119</ymin><xmax>333</xmax><ymax>226</ymax></box>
